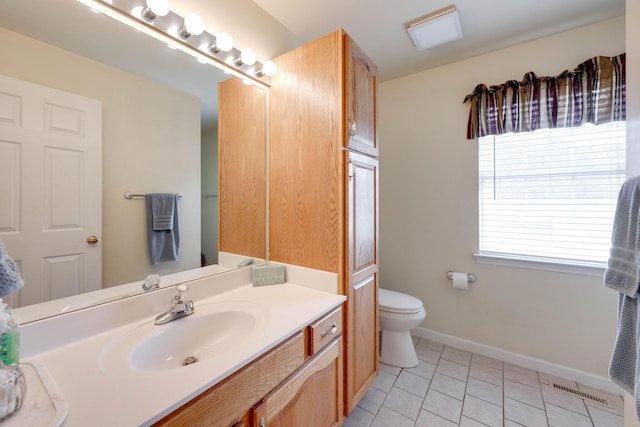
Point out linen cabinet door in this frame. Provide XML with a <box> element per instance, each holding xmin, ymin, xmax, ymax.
<box><xmin>345</xmin><ymin>151</ymin><xmax>379</xmax><ymax>412</ymax></box>
<box><xmin>345</xmin><ymin>36</ymin><xmax>378</xmax><ymax>157</ymax></box>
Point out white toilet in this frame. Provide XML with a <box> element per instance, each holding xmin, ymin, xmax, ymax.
<box><xmin>379</xmin><ymin>288</ymin><xmax>426</xmax><ymax>368</ymax></box>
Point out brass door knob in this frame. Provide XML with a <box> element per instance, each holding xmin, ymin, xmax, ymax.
<box><xmin>86</xmin><ymin>235</ymin><xmax>99</xmax><ymax>245</ymax></box>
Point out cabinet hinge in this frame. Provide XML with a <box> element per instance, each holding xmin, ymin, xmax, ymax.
<box><xmin>348</xmin><ymin>161</ymin><xmax>354</xmax><ymax>178</ymax></box>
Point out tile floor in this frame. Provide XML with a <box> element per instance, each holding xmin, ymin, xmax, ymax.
<box><xmin>343</xmin><ymin>337</ymin><xmax>624</xmax><ymax>427</ymax></box>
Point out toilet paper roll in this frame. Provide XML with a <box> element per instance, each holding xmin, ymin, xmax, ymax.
<box><xmin>452</xmin><ymin>272</ymin><xmax>469</xmax><ymax>290</ymax></box>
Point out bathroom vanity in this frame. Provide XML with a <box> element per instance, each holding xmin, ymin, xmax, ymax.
<box><xmin>15</xmin><ymin>264</ymin><xmax>345</xmax><ymax>426</ymax></box>
<box><xmin>156</xmin><ymin>306</ymin><xmax>343</xmax><ymax>426</ymax></box>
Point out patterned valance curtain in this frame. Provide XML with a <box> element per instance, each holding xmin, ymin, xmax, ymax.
<box><xmin>463</xmin><ymin>53</ymin><xmax>626</xmax><ymax>139</ymax></box>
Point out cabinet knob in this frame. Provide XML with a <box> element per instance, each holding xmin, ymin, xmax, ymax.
<box><xmin>259</xmin><ymin>417</ymin><xmax>266</xmax><ymax>427</ymax></box>
<box><xmin>321</xmin><ymin>322</ymin><xmax>337</xmax><ymax>337</ymax></box>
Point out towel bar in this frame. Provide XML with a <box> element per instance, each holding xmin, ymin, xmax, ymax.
<box><xmin>123</xmin><ymin>191</ymin><xmax>182</xmax><ymax>199</ymax></box>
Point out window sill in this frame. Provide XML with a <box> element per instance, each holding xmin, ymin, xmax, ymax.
<box><xmin>473</xmin><ymin>252</ymin><xmax>606</xmax><ymax>277</ymax></box>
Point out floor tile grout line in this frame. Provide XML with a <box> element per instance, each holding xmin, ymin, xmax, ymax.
<box><xmin>351</xmin><ymin>337</ymin><xmax>622</xmax><ymax>427</ymax></box>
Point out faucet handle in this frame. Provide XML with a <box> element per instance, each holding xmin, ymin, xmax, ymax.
<box><xmin>173</xmin><ymin>284</ymin><xmax>189</xmax><ymax>303</ymax></box>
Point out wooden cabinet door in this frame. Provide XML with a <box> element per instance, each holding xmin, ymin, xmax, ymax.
<box><xmin>345</xmin><ymin>151</ymin><xmax>379</xmax><ymax>412</ymax></box>
<box><xmin>253</xmin><ymin>339</ymin><xmax>343</xmax><ymax>427</ymax></box>
<box><xmin>345</xmin><ymin>37</ymin><xmax>378</xmax><ymax>157</ymax></box>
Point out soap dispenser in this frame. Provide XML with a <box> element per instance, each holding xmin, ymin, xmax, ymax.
<box><xmin>0</xmin><ymin>300</ymin><xmax>19</xmax><ymax>366</ymax></box>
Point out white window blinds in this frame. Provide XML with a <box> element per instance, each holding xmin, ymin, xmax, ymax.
<box><xmin>478</xmin><ymin>121</ymin><xmax>626</xmax><ymax>266</ymax></box>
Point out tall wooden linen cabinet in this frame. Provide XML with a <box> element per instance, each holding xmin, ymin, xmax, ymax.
<box><xmin>269</xmin><ymin>29</ymin><xmax>379</xmax><ymax>416</ymax></box>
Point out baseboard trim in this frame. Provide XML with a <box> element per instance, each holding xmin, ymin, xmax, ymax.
<box><xmin>411</xmin><ymin>326</ymin><xmax>622</xmax><ymax>396</ymax></box>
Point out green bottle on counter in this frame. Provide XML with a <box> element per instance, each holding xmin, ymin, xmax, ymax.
<box><xmin>0</xmin><ymin>301</ymin><xmax>19</xmax><ymax>366</ymax></box>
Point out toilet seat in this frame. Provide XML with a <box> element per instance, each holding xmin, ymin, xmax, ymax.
<box><xmin>379</xmin><ymin>288</ymin><xmax>424</xmax><ymax>314</ymax></box>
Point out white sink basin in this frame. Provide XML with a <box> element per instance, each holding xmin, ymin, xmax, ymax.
<box><xmin>99</xmin><ymin>301</ymin><xmax>269</xmax><ymax>375</ymax></box>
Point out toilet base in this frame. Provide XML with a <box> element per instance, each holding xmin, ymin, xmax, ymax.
<box><xmin>379</xmin><ymin>329</ymin><xmax>418</xmax><ymax>368</ymax></box>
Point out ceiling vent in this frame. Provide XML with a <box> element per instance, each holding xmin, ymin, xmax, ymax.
<box><xmin>405</xmin><ymin>5</ymin><xmax>463</xmax><ymax>51</ymax></box>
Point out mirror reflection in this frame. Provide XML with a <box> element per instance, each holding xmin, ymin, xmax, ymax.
<box><xmin>0</xmin><ymin>0</ymin><xmax>267</xmax><ymax>319</ymax></box>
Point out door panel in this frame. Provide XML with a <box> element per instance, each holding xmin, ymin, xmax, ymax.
<box><xmin>0</xmin><ymin>74</ymin><xmax>102</xmax><ymax>307</ymax></box>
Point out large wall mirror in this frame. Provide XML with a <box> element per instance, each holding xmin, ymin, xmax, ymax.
<box><xmin>0</xmin><ymin>0</ymin><xmax>267</xmax><ymax>321</ymax></box>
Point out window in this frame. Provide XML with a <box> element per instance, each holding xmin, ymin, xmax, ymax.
<box><xmin>477</xmin><ymin>121</ymin><xmax>626</xmax><ymax>272</ymax></box>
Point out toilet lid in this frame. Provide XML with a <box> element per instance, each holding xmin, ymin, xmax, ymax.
<box><xmin>379</xmin><ymin>288</ymin><xmax>424</xmax><ymax>314</ymax></box>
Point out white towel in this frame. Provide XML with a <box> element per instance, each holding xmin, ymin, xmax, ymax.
<box><xmin>604</xmin><ymin>175</ymin><xmax>640</xmax><ymax>297</ymax></box>
<box><xmin>606</xmin><ymin>176</ymin><xmax>640</xmax><ymax>419</ymax></box>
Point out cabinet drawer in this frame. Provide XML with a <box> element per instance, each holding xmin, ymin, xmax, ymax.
<box><xmin>308</xmin><ymin>306</ymin><xmax>342</xmax><ymax>356</ymax></box>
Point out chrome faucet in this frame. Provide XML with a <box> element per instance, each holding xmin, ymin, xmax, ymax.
<box><xmin>154</xmin><ymin>284</ymin><xmax>195</xmax><ymax>325</ymax></box>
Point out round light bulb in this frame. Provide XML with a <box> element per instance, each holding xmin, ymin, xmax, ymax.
<box><xmin>146</xmin><ymin>0</ymin><xmax>170</xmax><ymax>16</ymax></box>
<box><xmin>240</xmin><ymin>48</ymin><xmax>257</xmax><ymax>66</ymax></box>
<box><xmin>131</xmin><ymin>5</ymin><xmax>144</xmax><ymax>18</ymax></box>
<box><xmin>184</xmin><ymin>13</ymin><xmax>204</xmax><ymax>36</ymax></box>
<box><xmin>261</xmin><ymin>60</ymin><xmax>277</xmax><ymax>77</ymax></box>
<box><xmin>216</xmin><ymin>32</ymin><xmax>234</xmax><ymax>52</ymax></box>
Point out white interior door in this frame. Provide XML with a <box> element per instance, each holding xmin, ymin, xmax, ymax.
<box><xmin>0</xmin><ymin>74</ymin><xmax>102</xmax><ymax>308</ymax></box>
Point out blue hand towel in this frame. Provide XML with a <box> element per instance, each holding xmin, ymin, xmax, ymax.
<box><xmin>145</xmin><ymin>194</ymin><xmax>180</xmax><ymax>265</ymax></box>
<box><xmin>151</xmin><ymin>194</ymin><xmax>174</xmax><ymax>231</ymax></box>
<box><xmin>0</xmin><ymin>241</ymin><xmax>24</xmax><ymax>298</ymax></box>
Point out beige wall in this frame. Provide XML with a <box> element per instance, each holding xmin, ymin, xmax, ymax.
<box><xmin>0</xmin><ymin>27</ymin><xmax>201</xmax><ymax>288</ymax></box>
<box><xmin>379</xmin><ymin>16</ymin><xmax>625</xmax><ymax>377</ymax></box>
<box><xmin>201</xmin><ymin>127</ymin><xmax>219</xmax><ymax>266</ymax></box>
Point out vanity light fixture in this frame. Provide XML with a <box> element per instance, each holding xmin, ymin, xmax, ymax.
<box><xmin>256</xmin><ymin>60</ymin><xmax>277</xmax><ymax>77</ymax></box>
<box><xmin>179</xmin><ymin>12</ymin><xmax>204</xmax><ymax>38</ymax></box>
<box><xmin>236</xmin><ymin>48</ymin><xmax>257</xmax><ymax>66</ymax></box>
<box><xmin>75</xmin><ymin>0</ymin><xmax>275</xmax><ymax>88</ymax></box>
<box><xmin>405</xmin><ymin>4</ymin><xmax>463</xmax><ymax>51</ymax></box>
<box><xmin>140</xmin><ymin>0</ymin><xmax>170</xmax><ymax>22</ymax></box>
<box><xmin>208</xmin><ymin>31</ymin><xmax>234</xmax><ymax>53</ymax></box>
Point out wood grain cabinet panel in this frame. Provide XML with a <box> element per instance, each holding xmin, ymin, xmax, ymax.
<box><xmin>218</xmin><ymin>77</ymin><xmax>266</xmax><ymax>259</ymax></box>
<box><xmin>346</xmin><ymin>152</ymin><xmax>379</xmax><ymax>410</ymax></box>
<box><xmin>268</xmin><ymin>30</ymin><xmax>379</xmax><ymax>415</ymax></box>
<box><xmin>252</xmin><ymin>339</ymin><xmax>343</xmax><ymax>427</ymax></box>
<box><xmin>346</xmin><ymin>38</ymin><xmax>378</xmax><ymax>157</ymax></box>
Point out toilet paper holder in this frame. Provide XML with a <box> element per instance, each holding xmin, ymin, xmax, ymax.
<box><xmin>446</xmin><ymin>271</ymin><xmax>476</xmax><ymax>283</ymax></box>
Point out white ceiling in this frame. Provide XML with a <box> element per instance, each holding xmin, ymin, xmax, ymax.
<box><xmin>252</xmin><ymin>0</ymin><xmax>626</xmax><ymax>81</ymax></box>
<box><xmin>0</xmin><ymin>0</ymin><xmax>625</xmax><ymax>128</ymax></box>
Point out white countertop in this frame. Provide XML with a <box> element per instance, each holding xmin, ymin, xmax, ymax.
<box><xmin>14</xmin><ymin>264</ymin><xmax>344</xmax><ymax>426</ymax></box>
